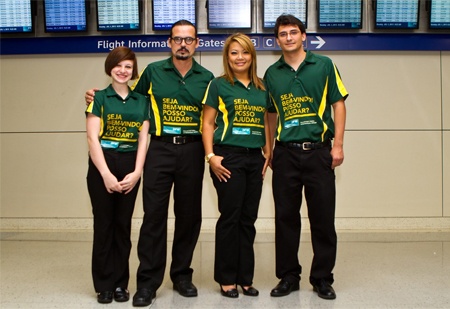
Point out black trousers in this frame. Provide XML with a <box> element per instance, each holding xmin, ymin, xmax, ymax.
<box><xmin>211</xmin><ymin>146</ymin><xmax>265</xmax><ymax>286</ymax></box>
<box><xmin>136</xmin><ymin>139</ymin><xmax>204</xmax><ymax>290</ymax></box>
<box><xmin>87</xmin><ymin>151</ymin><xmax>140</xmax><ymax>292</ymax></box>
<box><xmin>272</xmin><ymin>143</ymin><xmax>337</xmax><ymax>285</ymax></box>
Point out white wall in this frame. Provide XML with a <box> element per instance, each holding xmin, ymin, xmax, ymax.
<box><xmin>1</xmin><ymin>50</ymin><xmax>449</xmax><ymax>230</ymax></box>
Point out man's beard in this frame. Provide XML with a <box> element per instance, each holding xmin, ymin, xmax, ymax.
<box><xmin>175</xmin><ymin>48</ymin><xmax>190</xmax><ymax>60</ymax></box>
<box><xmin>175</xmin><ymin>54</ymin><xmax>190</xmax><ymax>60</ymax></box>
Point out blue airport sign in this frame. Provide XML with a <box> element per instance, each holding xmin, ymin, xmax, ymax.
<box><xmin>1</xmin><ymin>33</ymin><xmax>450</xmax><ymax>55</ymax></box>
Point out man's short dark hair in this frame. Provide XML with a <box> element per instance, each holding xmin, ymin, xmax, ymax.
<box><xmin>170</xmin><ymin>20</ymin><xmax>197</xmax><ymax>38</ymax></box>
<box><xmin>274</xmin><ymin>14</ymin><xmax>306</xmax><ymax>38</ymax></box>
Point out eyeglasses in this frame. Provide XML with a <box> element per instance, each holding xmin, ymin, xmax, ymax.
<box><xmin>171</xmin><ymin>37</ymin><xmax>197</xmax><ymax>45</ymax></box>
<box><xmin>278</xmin><ymin>30</ymin><xmax>300</xmax><ymax>39</ymax></box>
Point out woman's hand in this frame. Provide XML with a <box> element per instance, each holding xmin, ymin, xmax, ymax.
<box><xmin>119</xmin><ymin>171</ymin><xmax>141</xmax><ymax>194</ymax></box>
<box><xmin>209</xmin><ymin>155</ymin><xmax>231</xmax><ymax>182</ymax></box>
<box><xmin>102</xmin><ymin>172</ymin><xmax>122</xmax><ymax>193</ymax></box>
<box><xmin>262</xmin><ymin>151</ymin><xmax>272</xmax><ymax>180</ymax></box>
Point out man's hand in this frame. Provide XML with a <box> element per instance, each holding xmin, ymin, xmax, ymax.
<box><xmin>330</xmin><ymin>145</ymin><xmax>344</xmax><ymax>169</ymax></box>
<box><xmin>85</xmin><ymin>88</ymin><xmax>99</xmax><ymax>106</ymax></box>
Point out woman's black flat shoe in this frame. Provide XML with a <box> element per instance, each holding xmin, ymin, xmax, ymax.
<box><xmin>220</xmin><ymin>285</ymin><xmax>239</xmax><ymax>298</ymax></box>
<box><xmin>114</xmin><ymin>287</ymin><xmax>129</xmax><ymax>302</ymax></box>
<box><xmin>240</xmin><ymin>285</ymin><xmax>259</xmax><ymax>296</ymax></box>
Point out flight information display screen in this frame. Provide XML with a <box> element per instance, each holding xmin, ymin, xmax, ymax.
<box><xmin>152</xmin><ymin>0</ymin><xmax>195</xmax><ymax>30</ymax></box>
<box><xmin>263</xmin><ymin>0</ymin><xmax>307</xmax><ymax>28</ymax></box>
<box><xmin>44</xmin><ymin>0</ymin><xmax>87</xmax><ymax>32</ymax></box>
<box><xmin>375</xmin><ymin>0</ymin><xmax>420</xmax><ymax>29</ymax></box>
<box><xmin>208</xmin><ymin>0</ymin><xmax>252</xmax><ymax>29</ymax></box>
<box><xmin>97</xmin><ymin>0</ymin><xmax>140</xmax><ymax>31</ymax></box>
<box><xmin>318</xmin><ymin>0</ymin><xmax>362</xmax><ymax>29</ymax></box>
<box><xmin>430</xmin><ymin>0</ymin><xmax>450</xmax><ymax>28</ymax></box>
<box><xmin>0</xmin><ymin>0</ymin><xmax>33</xmax><ymax>33</ymax></box>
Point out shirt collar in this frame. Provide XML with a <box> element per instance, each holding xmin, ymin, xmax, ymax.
<box><xmin>277</xmin><ymin>50</ymin><xmax>316</xmax><ymax>68</ymax></box>
<box><xmin>163</xmin><ymin>56</ymin><xmax>203</xmax><ymax>74</ymax></box>
<box><xmin>232</xmin><ymin>76</ymin><xmax>253</xmax><ymax>89</ymax></box>
<box><xmin>105</xmin><ymin>84</ymin><xmax>138</xmax><ymax>100</ymax></box>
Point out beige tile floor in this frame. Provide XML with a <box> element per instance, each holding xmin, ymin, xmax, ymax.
<box><xmin>1</xmin><ymin>230</ymin><xmax>450</xmax><ymax>309</ymax></box>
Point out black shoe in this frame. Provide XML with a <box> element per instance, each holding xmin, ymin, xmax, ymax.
<box><xmin>270</xmin><ymin>279</ymin><xmax>300</xmax><ymax>297</ymax></box>
<box><xmin>132</xmin><ymin>288</ymin><xmax>156</xmax><ymax>307</ymax></box>
<box><xmin>173</xmin><ymin>280</ymin><xmax>198</xmax><ymax>297</ymax></box>
<box><xmin>240</xmin><ymin>285</ymin><xmax>259</xmax><ymax>296</ymax></box>
<box><xmin>220</xmin><ymin>285</ymin><xmax>239</xmax><ymax>298</ymax></box>
<box><xmin>312</xmin><ymin>279</ymin><xmax>336</xmax><ymax>299</ymax></box>
<box><xmin>97</xmin><ymin>291</ymin><xmax>113</xmax><ymax>303</ymax></box>
<box><xmin>114</xmin><ymin>287</ymin><xmax>129</xmax><ymax>302</ymax></box>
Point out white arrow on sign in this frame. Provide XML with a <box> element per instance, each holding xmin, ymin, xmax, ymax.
<box><xmin>311</xmin><ymin>36</ymin><xmax>326</xmax><ymax>49</ymax></box>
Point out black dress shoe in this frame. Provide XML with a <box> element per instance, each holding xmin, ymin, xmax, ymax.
<box><xmin>114</xmin><ymin>287</ymin><xmax>129</xmax><ymax>302</ymax></box>
<box><xmin>270</xmin><ymin>279</ymin><xmax>299</xmax><ymax>297</ymax></box>
<box><xmin>312</xmin><ymin>279</ymin><xmax>336</xmax><ymax>299</ymax></box>
<box><xmin>173</xmin><ymin>280</ymin><xmax>198</xmax><ymax>297</ymax></box>
<box><xmin>97</xmin><ymin>291</ymin><xmax>113</xmax><ymax>303</ymax></box>
<box><xmin>220</xmin><ymin>285</ymin><xmax>239</xmax><ymax>298</ymax></box>
<box><xmin>132</xmin><ymin>288</ymin><xmax>156</xmax><ymax>307</ymax></box>
<box><xmin>240</xmin><ymin>285</ymin><xmax>259</xmax><ymax>296</ymax></box>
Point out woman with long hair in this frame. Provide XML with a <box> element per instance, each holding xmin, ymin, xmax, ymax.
<box><xmin>202</xmin><ymin>33</ymin><xmax>272</xmax><ymax>298</ymax></box>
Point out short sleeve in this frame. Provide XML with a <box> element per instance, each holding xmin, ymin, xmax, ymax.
<box><xmin>202</xmin><ymin>78</ymin><xmax>220</xmax><ymax>110</ymax></box>
<box><xmin>85</xmin><ymin>92</ymin><xmax>104</xmax><ymax>117</ymax></box>
<box><xmin>326</xmin><ymin>62</ymin><xmax>348</xmax><ymax>105</ymax></box>
<box><xmin>131</xmin><ymin>65</ymin><xmax>152</xmax><ymax>96</ymax></box>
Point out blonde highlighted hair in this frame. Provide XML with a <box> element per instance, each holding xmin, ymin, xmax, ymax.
<box><xmin>221</xmin><ymin>33</ymin><xmax>265</xmax><ymax>91</ymax></box>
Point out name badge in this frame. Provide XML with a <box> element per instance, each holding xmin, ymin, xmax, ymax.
<box><xmin>101</xmin><ymin>140</ymin><xmax>119</xmax><ymax>148</ymax></box>
<box><xmin>232</xmin><ymin>128</ymin><xmax>251</xmax><ymax>135</ymax></box>
<box><xmin>284</xmin><ymin>119</ymin><xmax>299</xmax><ymax>129</ymax></box>
<box><xmin>163</xmin><ymin>127</ymin><xmax>181</xmax><ymax>134</ymax></box>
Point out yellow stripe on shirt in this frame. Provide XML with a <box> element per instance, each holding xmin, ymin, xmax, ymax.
<box><xmin>318</xmin><ymin>78</ymin><xmax>328</xmax><ymax>142</ymax></box>
<box><xmin>333</xmin><ymin>63</ymin><xmax>348</xmax><ymax>98</ymax></box>
<box><xmin>99</xmin><ymin>105</ymin><xmax>104</xmax><ymax>137</ymax></box>
<box><xmin>131</xmin><ymin>67</ymin><xmax>146</xmax><ymax>91</ymax></box>
<box><xmin>103</xmin><ymin>136</ymin><xmax>138</xmax><ymax>142</ymax></box>
<box><xmin>163</xmin><ymin>122</ymin><xmax>198</xmax><ymax>126</ymax></box>
<box><xmin>270</xmin><ymin>93</ymin><xmax>282</xmax><ymax>141</ymax></box>
<box><xmin>285</xmin><ymin>113</ymin><xmax>317</xmax><ymax>121</ymax></box>
<box><xmin>148</xmin><ymin>82</ymin><xmax>161</xmax><ymax>135</ymax></box>
<box><xmin>200</xmin><ymin>81</ymin><xmax>213</xmax><ymax>134</ymax></box>
<box><xmin>86</xmin><ymin>101</ymin><xmax>94</xmax><ymax>114</ymax></box>
<box><xmin>233</xmin><ymin>123</ymin><xmax>265</xmax><ymax>128</ymax></box>
<box><xmin>218</xmin><ymin>96</ymin><xmax>229</xmax><ymax>141</ymax></box>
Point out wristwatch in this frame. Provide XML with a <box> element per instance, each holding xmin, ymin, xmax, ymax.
<box><xmin>205</xmin><ymin>153</ymin><xmax>215</xmax><ymax>163</ymax></box>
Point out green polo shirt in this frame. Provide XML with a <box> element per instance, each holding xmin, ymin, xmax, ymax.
<box><xmin>131</xmin><ymin>57</ymin><xmax>214</xmax><ymax>136</ymax></box>
<box><xmin>86</xmin><ymin>84</ymin><xmax>150</xmax><ymax>152</ymax></box>
<box><xmin>264</xmin><ymin>50</ymin><xmax>348</xmax><ymax>143</ymax></box>
<box><xmin>202</xmin><ymin>77</ymin><xmax>271</xmax><ymax>148</ymax></box>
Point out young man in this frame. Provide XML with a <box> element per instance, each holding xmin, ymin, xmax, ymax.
<box><xmin>85</xmin><ymin>20</ymin><xmax>214</xmax><ymax>306</ymax></box>
<box><xmin>264</xmin><ymin>14</ymin><xmax>348</xmax><ymax>300</ymax></box>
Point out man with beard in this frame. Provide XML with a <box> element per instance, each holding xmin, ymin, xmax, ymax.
<box><xmin>85</xmin><ymin>20</ymin><xmax>214</xmax><ymax>306</ymax></box>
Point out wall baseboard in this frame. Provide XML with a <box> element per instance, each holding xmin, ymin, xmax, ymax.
<box><xmin>1</xmin><ymin>217</ymin><xmax>449</xmax><ymax>231</ymax></box>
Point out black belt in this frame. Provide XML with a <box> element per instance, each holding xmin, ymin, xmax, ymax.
<box><xmin>215</xmin><ymin>145</ymin><xmax>261</xmax><ymax>153</ymax></box>
<box><xmin>276</xmin><ymin>139</ymin><xmax>331</xmax><ymax>150</ymax></box>
<box><xmin>151</xmin><ymin>135</ymin><xmax>202</xmax><ymax>145</ymax></box>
